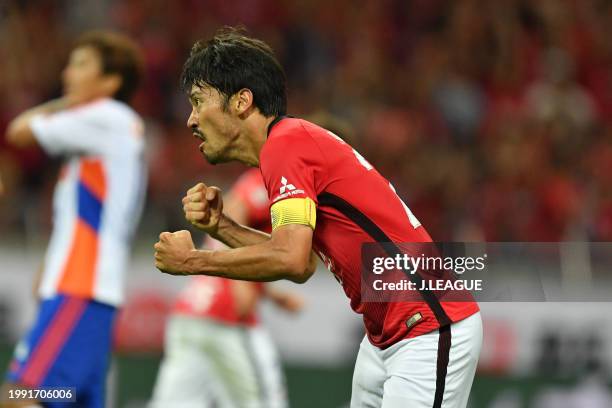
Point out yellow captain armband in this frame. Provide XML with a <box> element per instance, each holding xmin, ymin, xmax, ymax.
<box><xmin>270</xmin><ymin>197</ymin><xmax>317</xmax><ymax>230</ymax></box>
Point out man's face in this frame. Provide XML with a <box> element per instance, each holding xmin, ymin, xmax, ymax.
<box><xmin>187</xmin><ymin>85</ymin><xmax>237</xmax><ymax>164</ymax></box>
<box><xmin>62</xmin><ymin>46</ymin><xmax>114</xmax><ymax>104</ymax></box>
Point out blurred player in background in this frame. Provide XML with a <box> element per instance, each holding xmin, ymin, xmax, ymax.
<box><xmin>150</xmin><ymin>168</ymin><xmax>303</xmax><ymax>408</ymax></box>
<box><xmin>154</xmin><ymin>28</ymin><xmax>481</xmax><ymax>408</ymax></box>
<box><xmin>2</xmin><ymin>31</ymin><xmax>146</xmax><ymax>408</ymax></box>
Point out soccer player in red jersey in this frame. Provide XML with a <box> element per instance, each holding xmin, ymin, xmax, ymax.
<box><xmin>151</xmin><ymin>169</ymin><xmax>301</xmax><ymax>408</ymax></box>
<box><xmin>154</xmin><ymin>28</ymin><xmax>482</xmax><ymax>408</ymax></box>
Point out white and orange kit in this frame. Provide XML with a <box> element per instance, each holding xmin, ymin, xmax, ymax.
<box><xmin>6</xmin><ymin>98</ymin><xmax>146</xmax><ymax>407</ymax></box>
<box><xmin>33</xmin><ymin>98</ymin><xmax>146</xmax><ymax>305</ymax></box>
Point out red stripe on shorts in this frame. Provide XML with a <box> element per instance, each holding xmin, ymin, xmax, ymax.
<box><xmin>20</xmin><ymin>297</ymin><xmax>87</xmax><ymax>387</ymax></box>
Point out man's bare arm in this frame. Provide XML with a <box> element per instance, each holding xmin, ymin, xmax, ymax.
<box><xmin>212</xmin><ymin>214</ymin><xmax>271</xmax><ymax>248</ymax></box>
<box><xmin>182</xmin><ymin>181</ymin><xmax>275</xmax><ymax>249</ymax></box>
<box><xmin>155</xmin><ymin>224</ymin><xmax>317</xmax><ymax>284</ymax></box>
<box><xmin>264</xmin><ymin>284</ymin><xmax>305</xmax><ymax>313</ymax></box>
<box><xmin>5</xmin><ymin>98</ymin><xmax>69</xmax><ymax>147</ymax></box>
<box><xmin>204</xmin><ymin>189</ymin><xmax>263</xmax><ymax>317</ymax></box>
<box><xmin>182</xmin><ymin>182</ymin><xmax>272</xmax><ymax>248</ymax></box>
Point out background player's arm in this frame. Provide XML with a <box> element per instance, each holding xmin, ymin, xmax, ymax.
<box><xmin>232</xmin><ymin>280</ymin><xmax>260</xmax><ymax>319</ymax></box>
<box><xmin>264</xmin><ymin>284</ymin><xmax>305</xmax><ymax>313</ymax></box>
<box><xmin>155</xmin><ymin>224</ymin><xmax>317</xmax><ymax>283</ymax></box>
<box><xmin>31</xmin><ymin>263</ymin><xmax>44</xmax><ymax>301</ymax></box>
<box><xmin>5</xmin><ymin>98</ymin><xmax>70</xmax><ymax>147</ymax></box>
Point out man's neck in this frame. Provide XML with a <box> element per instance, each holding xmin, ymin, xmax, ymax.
<box><xmin>237</xmin><ymin>114</ymin><xmax>276</xmax><ymax>167</ymax></box>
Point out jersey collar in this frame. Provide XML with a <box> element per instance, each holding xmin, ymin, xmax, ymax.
<box><xmin>266</xmin><ymin>115</ymin><xmax>292</xmax><ymax>137</ymax></box>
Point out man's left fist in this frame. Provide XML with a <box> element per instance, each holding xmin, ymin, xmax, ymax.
<box><xmin>154</xmin><ymin>230</ymin><xmax>196</xmax><ymax>275</ymax></box>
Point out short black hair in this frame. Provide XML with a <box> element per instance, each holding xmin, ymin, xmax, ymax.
<box><xmin>181</xmin><ymin>27</ymin><xmax>287</xmax><ymax>117</ymax></box>
<box><xmin>75</xmin><ymin>30</ymin><xmax>144</xmax><ymax>103</ymax></box>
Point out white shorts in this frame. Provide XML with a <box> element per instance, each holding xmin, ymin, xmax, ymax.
<box><xmin>150</xmin><ymin>315</ymin><xmax>287</xmax><ymax>408</ymax></box>
<box><xmin>351</xmin><ymin>312</ymin><xmax>482</xmax><ymax>408</ymax></box>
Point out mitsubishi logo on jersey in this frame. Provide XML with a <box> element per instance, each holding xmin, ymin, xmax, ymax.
<box><xmin>273</xmin><ymin>176</ymin><xmax>305</xmax><ymax>202</ymax></box>
<box><xmin>279</xmin><ymin>176</ymin><xmax>296</xmax><ymax>194</ymax></box>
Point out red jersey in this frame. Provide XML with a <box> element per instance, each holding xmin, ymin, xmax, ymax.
<box><xmin>174</xmin><ymin>169</ymin><xmax>268</xmax><ymax>326</ymax></box>
<box><xmin>260</xmin><ymin>117</ymin><xmax>479</xmax><ymax>349</ymax></box>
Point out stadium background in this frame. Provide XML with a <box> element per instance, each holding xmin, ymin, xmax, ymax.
<box><xmin>1</xmin><ymin>0</ymin><xmax>612</xmax><ymax>407</ymax></box>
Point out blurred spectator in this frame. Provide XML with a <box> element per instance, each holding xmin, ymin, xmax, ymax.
<box><xmin>1</xmin><ymin>0</ymin><xmax>611</xmax><ymax>242</ymax></box>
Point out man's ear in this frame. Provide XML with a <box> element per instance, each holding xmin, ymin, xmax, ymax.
<box><xmin>102</xmin><ymin>74</ymin><xmax>122</xmax><ymax>98</ymax></box>
<box><xmin>233</xmin><ymin>88</ymin><xmax>254</xmax><ymax>115</ymax></box>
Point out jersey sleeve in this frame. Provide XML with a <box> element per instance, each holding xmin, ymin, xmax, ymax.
<box><xmin>260</xmin><ymin>132</ymin><xmax>323</xmax><ymax>230</ymax></box>
<box><xmin>30</xmin><ymin>104</ymin><xmax>116</xmax><ymax>156</ymax></box>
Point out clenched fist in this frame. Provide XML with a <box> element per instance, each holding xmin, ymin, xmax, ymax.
<box><xmin>154</xmin><ymin>230</ymin><xmax>196</xmax><ymax>275</ymax></box>
<box><xmin>182</xmin><ymin>182</ymin><xmax>224</xmax><ymax>235</ymax></box>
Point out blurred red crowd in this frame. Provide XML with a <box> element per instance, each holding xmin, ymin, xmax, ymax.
<box><xmin>0</xmin><ymin>0</ymin><xmax>611</xmax><ymax>241</ymax></box>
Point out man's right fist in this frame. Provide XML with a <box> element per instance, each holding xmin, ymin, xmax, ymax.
<box><xmin>182</xmin><ymin>182</ymin><xmax>224</xmax><ymax>235</ymax></box>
